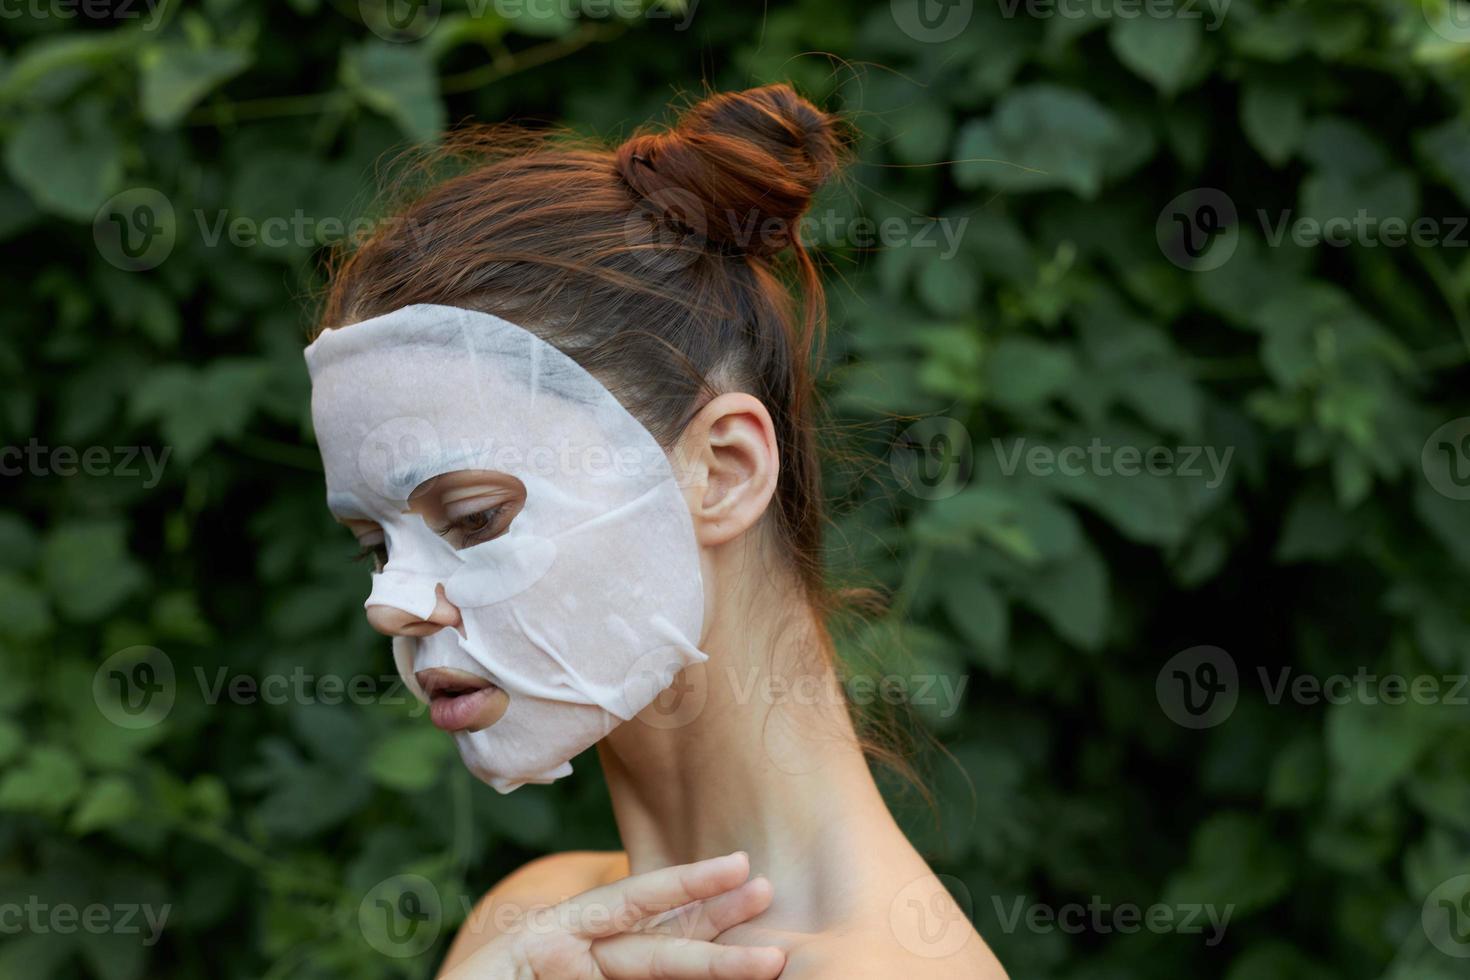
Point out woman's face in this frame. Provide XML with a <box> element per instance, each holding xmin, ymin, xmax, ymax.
<box><xmin>305</xmin><ymin>305</ymin><xmax>707</xmax><ymax>793</ymax></box>
<box><xmin>340</xmin><ymin>469</ymin><xmax>526</xmax><ymax>732</ymax></box>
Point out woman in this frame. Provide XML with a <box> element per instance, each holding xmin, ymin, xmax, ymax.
<box><xmin>305</xmin><ymin>83</ymin><xmax>1006</xmax><ymax>979</ymax></box>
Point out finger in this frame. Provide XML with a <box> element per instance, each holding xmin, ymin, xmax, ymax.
<box><xmin>567</xmin><ymin>851</ymin><xmax>752</xmax><ymax>939</ymax></box>
<box><xmin>641</xmin><ymin>875</ymin><xmax>774</xmax><ymax>942</ymax></box>
<box><xmin>593</xmin><ymin>933</ymin><xmax>786</xmax><ymax>980</ymax></box>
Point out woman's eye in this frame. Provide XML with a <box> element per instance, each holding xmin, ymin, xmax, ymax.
<box><xmin>438</xmin><ymin>505</ymin><xmax>508</xmax><ymax>546</ymax></box>
<box><xmin>351</xmin><ymin>541</ymin><xmax>389</xmax><ymax>570</ymax></box>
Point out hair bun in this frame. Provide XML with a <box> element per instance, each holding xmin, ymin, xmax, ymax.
<box><xmin>615</xmin><ymin>84</ymin><xmax>846</xmax><ymax>259</ymax></box>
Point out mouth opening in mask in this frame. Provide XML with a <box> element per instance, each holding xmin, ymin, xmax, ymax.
<box><xmin>417</xmin><ymin>665</ymin><xmax>510</xmax><ymax>732</ymax></box>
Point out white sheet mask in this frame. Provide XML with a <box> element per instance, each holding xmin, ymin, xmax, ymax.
<box><xmin>304</xmin><ymin>304</ymin><xmax>707</xmax><ymax>792</ymax></box>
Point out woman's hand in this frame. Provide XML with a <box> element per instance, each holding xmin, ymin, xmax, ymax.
<box><xmin>442</xmin><ymin>851</ymin><xmax>785</xmax><ymax>979</ymax></box>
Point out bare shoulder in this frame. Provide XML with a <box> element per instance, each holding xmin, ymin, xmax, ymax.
<box><xmin>438</xmin><ymin>850</ymin><xmax>628</xmax><ymax>975</ymax></box>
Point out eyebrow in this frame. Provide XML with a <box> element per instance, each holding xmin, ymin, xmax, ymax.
<box><xmin>326</xmin><ymin>491</ymin><xmax>372</xmax><ymax>519</ymax></box>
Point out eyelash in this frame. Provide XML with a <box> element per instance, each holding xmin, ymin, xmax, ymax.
<box><xmin>434</xmin><ymin>505</ymin><xmax>505</xmax><ymax>545</ymax></box>
<box><xmin>350</xmin><ymin>543</ymin><xmax>387</xmax><ymax>566</ymax></box>
<box><xmin>349</xmin><ymin>506</ymin><xmax>508</xmax><ymax>567</ymax></box>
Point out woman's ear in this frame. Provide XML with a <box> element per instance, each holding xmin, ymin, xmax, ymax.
<box><xmin>674</xmin><ymin>392</ymin><xmax>780</xmax><ymax>547</ymax></box>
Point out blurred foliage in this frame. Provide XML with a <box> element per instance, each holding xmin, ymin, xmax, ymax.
<box><xmin>2</xmin><ymin>0</ymin><xmax>1470</xmax><ymax>977</ymax></box>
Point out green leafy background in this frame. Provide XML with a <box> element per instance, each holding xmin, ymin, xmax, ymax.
<box><xmin>3</xmin><ymin>1</ymin><xmax>1469</xmax><ymax>977</ymax></box>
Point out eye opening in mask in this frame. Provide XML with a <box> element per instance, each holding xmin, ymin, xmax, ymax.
<box><xmin>340</xmin><ymin>470</ymin><xmax>529</xmax><ymax>570</ymax></box>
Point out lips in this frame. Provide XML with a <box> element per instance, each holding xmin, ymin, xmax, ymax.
<box><xmin>416</xmin><ymin>667</ymin><xmax>508</xmax><ymax>733</ymax></box>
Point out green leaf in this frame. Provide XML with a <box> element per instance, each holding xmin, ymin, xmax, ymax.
<box><xmin>340</xmin><ymin>41</ymin><xmax>445</xmax><ymax>142</ymax></box>
<box><xmin>1325</xmin><ymin>697</ymin><xmax>1441</xmax><ymax>810</ymax></box>
<box><xmin>1164</xmin><ymin>812</ymin><xmax>1292</xmax><ymax>915</ymax></box>
<box><xmin>0</xmin><ymin>745</ymin><xmax>85</xmax><ymax>815</ymax></box>
<box><xmin>982</xmin><ymin>337</ymin><xmax>1078</xmax><ymax>411</ymax></box>
<box><xmin>1414</xmin><ymin>482</ymin><xmax>1470</xmax><ymax>572</ymax></box>
<box><xmin>1109</xmin><ymin>13</ymin><xmax>1202</xmax><ymax>96</ymax></box>
<box><xmin>1019</xmin><ymin>541</ymin><xmax>1108</xmax><ymax>651</ymax></box>
<box><xmin>1241</xmin><ymin>81</ymin><xmax>1303</xmax><ymax>167</ymax></box>
<box><xmin>4</xmin><ymin>98</ymin><xmax>123</xmax><ymax>221</ymax></box>
<box><xmin>40</xmin><ymin>521</ymin><xmax>145</xmax><ymax>622</ymax></box>
<box><xmin>1300</xmin><ymin>117</ymin><xmax>1389</xmax><ymax>178</ymax></box>
<box><xmin>892</xmin><ymin>99</ymin><xmax>953</xmax><ymax>166</ymax></box>
<box><xmin>1226</xmin><ymin>942</ymin><xmax>1336</xmax><ymax>980</ymax></box>
<box><xmin>1275</xmin><ymin>489</ymin><xmax>1354</xmax><ymax>562</ymax></box>
<box><xmin>369</xmin><ymin>727</ymin><xmax>453</xmax><ymax>792</ymax></box>
<box><xmin>0</xmin><ymin>719</ymin><xmax>23</xmax><ymax>766</ymax></box>
<box><xmin>128</xmin><ymin>359</ymin><xmax>269</xmax><ymax>463</ymax></box>
<box><xmin>70</xmin><ymin>776</ymin><xmax>141</xmax><ymax>834</ymax></box>
<box><xmin>0</xmin><ymin>571</ymin><xmax>51</xmax><ymax>640</ymax></box>
<box><xmin>139</xmin><ymin>42</ymin><xmax>252</xmax><ymax>128</ymax></box>
<box><xmin>0</xmin><ymin>29</ymin><xmax>143</xmax><ymax>103</ymax></box>
<box><xmin>916</xmin><ymin>253</ymin><xmax>979</xmax><ymax>317</ymax></box>
<box><xmin>941</xmin><ymin>575</ymin><xmax>1009</xmax><ymax>671</ymax></box>
<box><xmin>1415</xmin><ymin>117</ymin><xmax>1470</xmax><ymax>211</ymax></box>
<box><xmin>954</xmin><ymin>85</ymin><xmax>1126</xmax><ymax>198</ymax></box>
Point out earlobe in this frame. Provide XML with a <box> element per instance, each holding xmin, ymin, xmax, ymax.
<box><xmin>678</xmin><ymin>392</ymin><xmax>780</xmax><ymax>548</ymax></box>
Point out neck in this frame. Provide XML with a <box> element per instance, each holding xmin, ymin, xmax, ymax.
<box><xmin>596</xmin><ymin>584</ymin><xmax>901</xmax><ymax>932</ymax></box>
